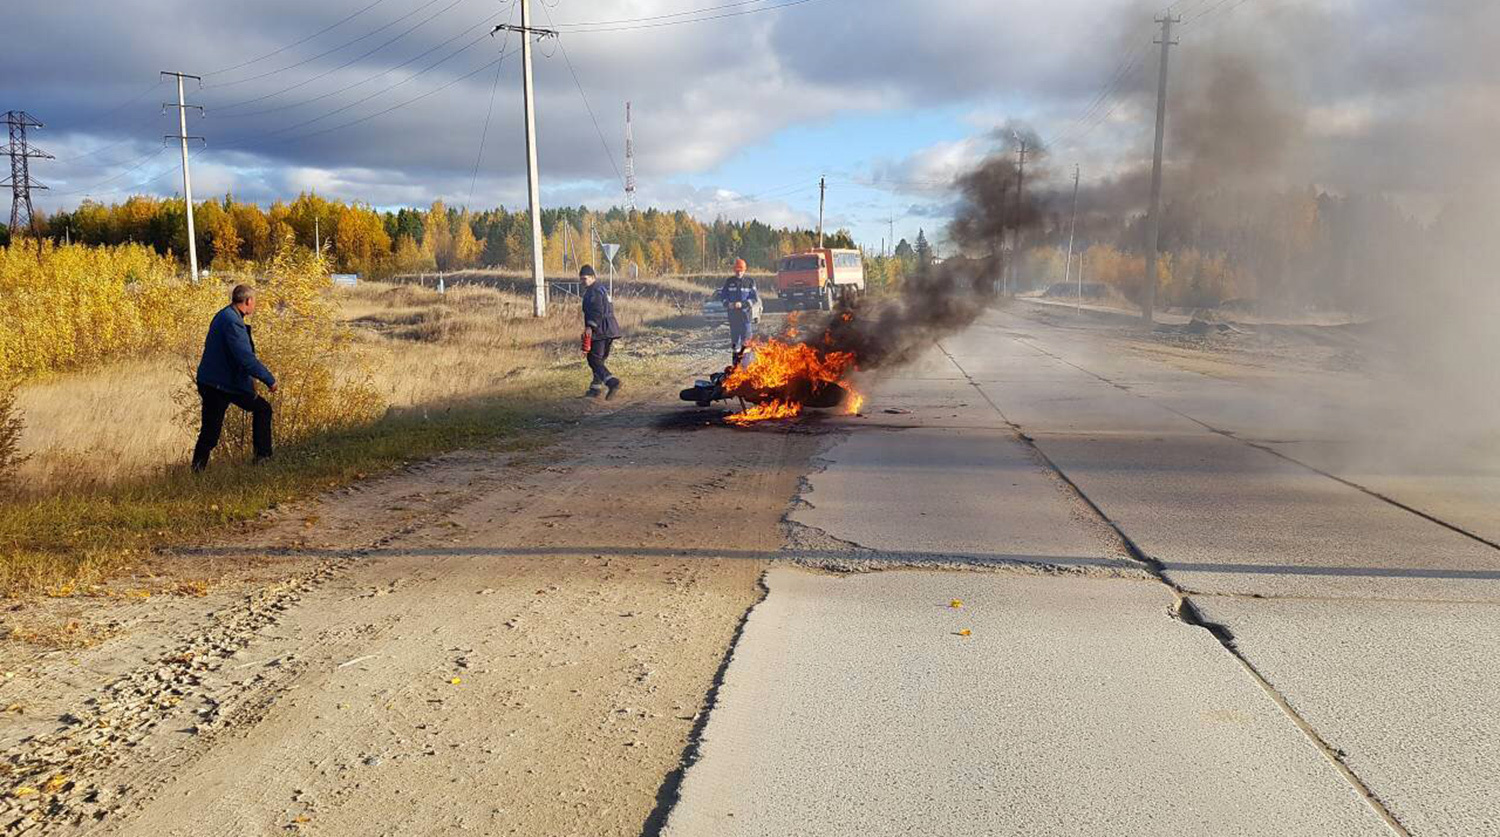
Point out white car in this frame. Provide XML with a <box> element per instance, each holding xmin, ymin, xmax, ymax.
<box><xmin>701</xmin><ymin>294</ymin><xmax>763</xmax><ymax>325</ymax></box>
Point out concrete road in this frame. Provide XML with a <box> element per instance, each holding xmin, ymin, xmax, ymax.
<box><xmin>666</xmin><ymin>303</ymin><xmax>1500</xmax><ymax>836</ymax></box>
<box><xmin>664</xmin><ymin>570</ymin><xmax>1388</xmax><ymax>837</ymax></box>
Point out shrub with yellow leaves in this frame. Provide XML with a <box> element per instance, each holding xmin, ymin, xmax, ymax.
<box><xmin>171</xmin><ymin>235</ymin><xmax>385</xmax><ymax>459</ymax></box>
<box><xmin>0</xmin><ymin>241</ymin><xmax>222</xmax><ymax>380</ymax></box>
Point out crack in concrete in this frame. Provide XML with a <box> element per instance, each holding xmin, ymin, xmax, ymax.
<box><xmin>938</xmin><ymin>336</ymin><xmax>1414</xmax><ymax>837</ymax></box>
<box><xmin>1005</xmin><ymin>330</ymin><xmax>1500</xmax><ymax>555</ymax></box>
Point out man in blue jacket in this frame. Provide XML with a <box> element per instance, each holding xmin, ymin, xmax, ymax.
<box><xmin>192</xmin><ymin>284</ymin><xmax>277</xmax><ymax>471</ymax></box>
<box><xmin>580</xmin><ymin>265</ymin><xmax>623</xmax><ymax>399</ymax></box>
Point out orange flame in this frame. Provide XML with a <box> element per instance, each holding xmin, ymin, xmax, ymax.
<box><xmin>844</xmin><ymin>388</ymin><xmax>866</xmax><ymax>415</ymax></box>
<box><xmin>723</xmin><ymin>337</ymin><xmax>860</xmax><ymax>424</ymax></box>
<box><xmin>725</xmin><ymin>398</ymin><xmax>803</xmax><ymax>426</ymax></box>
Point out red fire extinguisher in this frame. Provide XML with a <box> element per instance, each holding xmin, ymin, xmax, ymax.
<box><xmin>581</xmin><ymin>329</ymin><xmax>593</xmax><ymax>354</ymax></box>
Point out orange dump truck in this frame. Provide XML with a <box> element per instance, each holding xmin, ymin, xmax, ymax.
<box><xmin>775</xmin><ymin>248</ymin><xmax>865</xmax><ymax>310</ymax></box>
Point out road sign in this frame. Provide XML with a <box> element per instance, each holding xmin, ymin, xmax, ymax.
<box><xmin>602</xmin><ymin>242</ymin><xmax>621</xmax><ymax>263</ymax></box>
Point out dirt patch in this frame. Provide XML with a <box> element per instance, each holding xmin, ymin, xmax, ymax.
<box><xmin>0</xmin><ymin>371</ymin><xmax>821</xmax><ymax>835</ymax></box>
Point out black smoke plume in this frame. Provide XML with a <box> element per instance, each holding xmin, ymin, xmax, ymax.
<box><xmin>809</xmin><ymin>151</ymin><xmax>1040</xmax><ymax>370</ymax></box>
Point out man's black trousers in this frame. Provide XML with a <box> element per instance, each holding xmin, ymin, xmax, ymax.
<box><xmin>193</xmin><ymin>382</ymin><xmax>273</xmax><ymax>470</ymax></box>
<box><xmin>587</xmin><ymin>337</ymin><xmax>616</xmax><ymax>386</ymax></box>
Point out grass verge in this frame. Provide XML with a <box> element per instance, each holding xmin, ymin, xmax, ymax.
<box><xmin>2</xmin><ymin>278</ymin><xmax>710</xmax><ymax>597</ymax></box>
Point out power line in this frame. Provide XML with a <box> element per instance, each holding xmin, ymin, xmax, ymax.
<box><xmin>85</xmin><ymin>80</ymin><xmax>167</xmax><ymax>124</ymax></box>
<box><xmin>214</xmin><ymin>7</ymin><xmax>507</xmax><ymax>120</ymax></box>
<box><xmin>551</xmin><ymin>0</ymin><xmax>785</xmax><ymax>28</ymax></box>
<box><xmin>208</xmin><ymin>0</ymin><xmax>475</xmax><ymax>114</ymax></box>
<box><xmin>552</xmin><ymin>0</ymin><xmax>832</xmax><ymax>34</ymax></box>
<box><xmin>1182</xmin><ymin>0</ymin><xmax>1259</xmax><ymax>28</ymax></box>
<box><xmin>204</xmin><ymin>0</ymin><xmax>394</xmax><ymax>77</ymax></box>
<box><xmin>222</xmin><ymin>31</ymin><xmax>505</xmax><ymax>146</ymax></box>
<box><xmin>468</xmin><ymin>2</ymin><xmax>516</xmax><ymax>204</ymax></box>
<box><xmin>221</xmin><ymin>45</ymin><xmax>522</xmax><ymax>153</ymax></box>
<box><xmin>51</xmin><ymin>111</ymin><xmax>164</xmax><ymax>164</ymax></box>
<box><xmin>83</xmin><ymin>146</ymin><xmax>204</xmax><ymax>200</ymax></box>
<box><xmin>1051</xmin><ymin>37</ymin><xmax>1152</xmax><ymax>147</ymax></box>
<box><xmin>52</xmin><ymin>146</ymin><xmax>171</xmax><ymax>197</ymax></box>
<box><xmin>205</xmin><ymin>0</ymin><xmax>450</xmax><ymax>91</ymax></box>
<box><xmin>538</xmin><ymin>1</ymin><xmax>624</xmax><ymax>189</ymax></box>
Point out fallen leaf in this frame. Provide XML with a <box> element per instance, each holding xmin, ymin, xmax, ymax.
<box><xmin>450</xmin><ymin>677</ymin><xmax>462</xmax><ymax>685</ymax></box>
<box><xmin>950</xmin><ymin>599</ymin><xmax>963</xmax><ymax>608</ymax></box>
<box><xmin>13</xmin><ymin>786</ymin><xmax>38</xmax><ymax>798</ymax></box>
<box><xmin>957</xmin><ymin>629</ymin><xmax>972</xmax><ymax>637</ymax></box>
<box><xmin>42</xmin><ymin>775</ymin><xmax>68</xmax><ymax>793</ymax></box>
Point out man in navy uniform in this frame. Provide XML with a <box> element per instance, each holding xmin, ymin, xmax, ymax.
<box><xmin>717</xmin><ymin>258</ymin><xmax>759</xmax><ymax>366</ymax></box>
<box><xmin>580</xmin><ymin>265</ymin><xmax>624</xmax><ymax>399</ymax></box>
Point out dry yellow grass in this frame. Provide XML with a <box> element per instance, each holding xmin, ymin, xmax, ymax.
<box><xmin>13</xmin><ymin>360</ymin><xmax>188</xmax><ymax>491</ymax></box>
<box><xmin>10</xmin><ymin>279</ymin><xmax>694</xmax><ymax>494</ymax></box>
<box><xmin>342</xmin><ymin>279</ymin><xmax>691</xmax><ymax>408</ymax></box>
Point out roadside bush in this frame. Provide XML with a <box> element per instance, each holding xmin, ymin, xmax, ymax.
<box><xmin>0</xmin><ymin>242</ymin><xmax>222</xmax><ymax>380</ymax></box>
<box><xmin>173</xmin><ymin>236</ymin><xmax>385</xmax><ymax>459</ymax></box>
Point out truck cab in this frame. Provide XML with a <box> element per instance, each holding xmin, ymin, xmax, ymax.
<box><xmin>775</xmin><ymin>248</ymin><xmax>865</xmax><ymax>310</ymax></box>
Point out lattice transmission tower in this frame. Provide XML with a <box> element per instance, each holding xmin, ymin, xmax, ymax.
<box><xmin>4</xmin><ymin>111</ymin><xmax>52</xmax><ymax>238</ymax></box>
<box><xmin>624</xmin><ymin>101</ymin><xmax>636</xmax><ymax>210</ymax></box>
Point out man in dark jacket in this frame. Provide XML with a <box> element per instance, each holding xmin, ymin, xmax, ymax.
<box><xmin>580</xmin><ymin>265</ymin><xmax>623</xmax><ymax>399</ymax></box>
<box><xmin>192</xmin><ymin>284</ymin><xmax>277</xmax><ymax>471</ymax></box>
<box><xmin>717</xmin><ymin>257</ymin><xmax>759</xmax><ymax>366</ymax></box>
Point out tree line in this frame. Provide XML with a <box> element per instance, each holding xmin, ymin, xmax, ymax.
<box><xmin>10</xmin><ymin>194</ymin><xmax>856</xmax><ymax>278</ymax></box>
<box><xmin>1010</xmin><ymin>185</ymin><xmax>1455</xmax><ymax>314</ymax></box>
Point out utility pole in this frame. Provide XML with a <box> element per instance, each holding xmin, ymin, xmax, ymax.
<box><xmin>1065</xmin><ymin>163</ymin><xmax>1080</xmax><ymax>311</ymax></box>
<box><xmin>314</xmin><ymin>215</ymin><xmax>320</xmax><ymax>256</ymax></box>
<box><xmin>1141</xmin><ymin>14</ymin><xmax>1179</xmax><ymax>324</ymax></box>
<box><xmin>1010</xmin><ymin>133</ymin><xmax>1029</xmax><ymax>297</ymax></box>
<box><xmin>888</xmin><ymin>216</ymin><xmax>894</xmax><ymax>258</ymax></box>
<box><xmin>494</xmin><ymin>8</ymin><xmax>557</xmax><ymax>317</ymax></box>
<box><xmin>817</xmin><ymin>175</ymin><xmax>826</xmax><ymax>248</ymax></box>
<box><xmin>4</xmin><ymin>111</ymin><xmax>52</xmax><ymax>249</ymax></box>
<box><xmin>162</xmin><ymin>71</ymin><xmax>204</xmax><ymax>281</ymax></box>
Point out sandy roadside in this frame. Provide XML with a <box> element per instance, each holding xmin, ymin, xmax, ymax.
<box><xmin>1</xmin><ymin>355</ymin><xmax>828</xmax><ymax>835</ymax></box>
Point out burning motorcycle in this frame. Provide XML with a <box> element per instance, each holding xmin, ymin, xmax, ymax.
<box><xmin>679</xmin><ymin>338</ymin><xmax>864</xmax><ymax>425</ymax></box>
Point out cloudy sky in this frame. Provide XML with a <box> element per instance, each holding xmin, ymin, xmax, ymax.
<box><xmin>6</xmin><ymin>0</ymin><xmax>1495</xmax><ymax>247</ymax></box>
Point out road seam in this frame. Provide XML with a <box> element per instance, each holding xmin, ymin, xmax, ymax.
<box><xmin>1003</xmin><ymin>325</ymin><xmax>1500</xmax><ymax>554</ymax></box>
<box><xmin>938</xmin><ymin>337</ymin><xmax>1414</xmax><ymax>837</ymax></box>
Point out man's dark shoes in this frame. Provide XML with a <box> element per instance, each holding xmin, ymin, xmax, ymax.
<box><xmin>252</xmin><ymin>453</ymin><xmax>274</xmax><ymax>465</ymax></box>
<box><xmin>585</xmin><ymin>386</ymin><xmax>603</xmax><ymax>398</ymax></box>
<box><xmin>605</xmin><ymin>377</ymin><xmax>622</xmax><ymax>400</ymax></box>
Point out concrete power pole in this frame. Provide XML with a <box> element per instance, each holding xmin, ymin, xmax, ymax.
<box><xmin>520</xmin><ymin>1</ymin><xmax>547</xmax><ymax>317</ymax></box>
<box><xmin>3</xmin><ymin>111</ymin><xmax>52</xmax><ymax>243</ymax></box>
<box><xmin>817</xmin><ymin>175</ymin><xmax>826</xmax><ymax>248</ymax></box>
<box><xmin>496</xmin><ymin>5</ymin><xmax>556</xmax><ymax>317</ymax></box>
<box><xmin>1065</xmin><ymin>164</ymin><xmax>1080</xmax><ymax>310</ymax></box>
<box><xmin>1141</xmin><ymin>14</ymin><xmax>1179</xmax><ymax>324</ymax></box>
<box><xmin>1006</xmin><ymin>132</ymin><xmax>1030</xmax><ymax>297</ymax></box>
<box><xmin>162</xmin><ymin>71</ymin><xmax>204</xmax><ymax>281</ymax></box>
